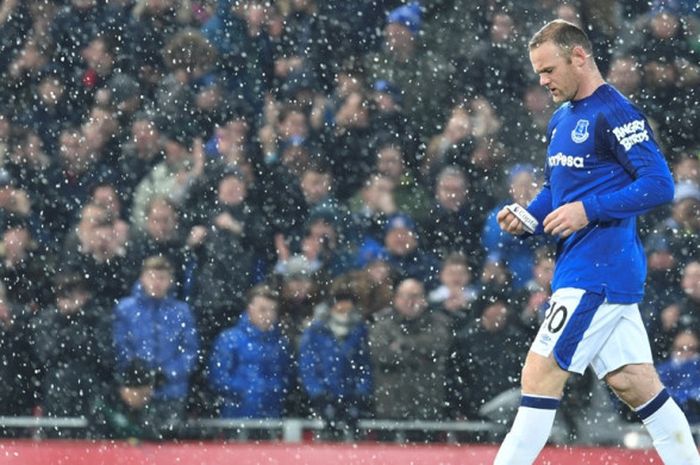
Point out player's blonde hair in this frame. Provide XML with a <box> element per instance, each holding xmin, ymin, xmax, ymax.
<box><xmin>529</xmin><ymin>19</ymin><xmax>593</xmax><ymax>57</ymax></box>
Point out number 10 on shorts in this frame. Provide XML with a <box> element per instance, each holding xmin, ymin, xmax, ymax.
<box><xmin>531</xmin><ymin>288</ymin><xmax>587</xmax><ymax>358</ymax></box>
<box><xmin>544</xmin><ymin>301</ymin><xmax>568</xmax><ymax>334</ymax></box>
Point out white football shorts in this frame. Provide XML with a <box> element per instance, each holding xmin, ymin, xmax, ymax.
<box><xmin>530</xmin><ymin>287</ymin><xmax>653</xmax><ymax>379</ymax></box>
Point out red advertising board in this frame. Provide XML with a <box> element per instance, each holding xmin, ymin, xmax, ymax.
<box><xmin>0</xmin><ymin>441</ymin><xmax>669</xmax><ymax>465</ymax></box>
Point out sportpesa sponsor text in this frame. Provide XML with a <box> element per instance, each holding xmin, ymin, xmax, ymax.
<box><xmin>548</xmin><ymin>153</ymin><xmax>585</xmax><ymax>168</ymax></box>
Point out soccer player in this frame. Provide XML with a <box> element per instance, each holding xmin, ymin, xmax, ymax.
<box><xmin>494</xmin><ymin>20</ymin><xmax>700</xmax><ymax>465</ymax></box>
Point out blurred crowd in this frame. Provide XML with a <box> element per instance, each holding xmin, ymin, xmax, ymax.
<box><xmin>0</xmin><ymin>0</ymin><xmax>699</xmax><ymax>441</ymax></box>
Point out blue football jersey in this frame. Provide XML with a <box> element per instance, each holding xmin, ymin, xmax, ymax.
<box><xmin>526</xmin><ymin>84</ymin><xmax>674</xmax><ymax>303</ymax></box>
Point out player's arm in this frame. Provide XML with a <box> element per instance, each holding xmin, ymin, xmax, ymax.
<box><xmin>580</xmin><ymin>112</ymin><xmax>674</xmax><ymax>222</ymax></box>
<box><xmin>525</xmin><ymin>183</ymin><xmax>553</xmax><ymax>234</ymax></box>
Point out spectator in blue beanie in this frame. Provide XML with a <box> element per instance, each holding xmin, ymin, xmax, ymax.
<box><xmin>386</xmin><ymin>2</ymin><xmax>422</xmax><ymax>36</ymax></box>
<box><xmin>357</xmin><ymin>212</ymin><xmax>440</xmax><ymax>290</ymax></box>
<box><xmin>365</xmin><ymin>2</ymin><xmax>454</xmax><ymax>138</ymax></box>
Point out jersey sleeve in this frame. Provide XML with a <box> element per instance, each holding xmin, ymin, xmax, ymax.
<box><xmin>526</xmin><ymin>182</ymin><xmax>552</xmax><ymax>236</ymax></box>
<box><xmin>581</xmin><ymin>107</ymin><xmax>674</xmax><ymax>222</ymax></box>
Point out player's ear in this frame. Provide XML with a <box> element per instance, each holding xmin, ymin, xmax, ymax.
<box><xmin>570</xmin><ymin>45</ymin><xmax>588</xmax><ymax>67</ymax></box>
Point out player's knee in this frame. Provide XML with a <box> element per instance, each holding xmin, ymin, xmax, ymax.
<box><xmin>605</xmin><ymin>370</ymin><xmax>633</xmax><ymax>397</ymax></box>
<box><xmin>520</xmin><ymin>362</ymin><xmax>539</xmax><ymax>393</ymax></box>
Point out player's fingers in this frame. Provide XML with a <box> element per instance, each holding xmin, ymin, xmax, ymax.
<box><xmin>549</xmin><ymin>219</ymin><xmax>569</xmax><ymax>235</ymax></box>
<box><xmin>497</xmin><ymin>212</ymin><xmax>512</xmax><ymax>228</ymax></box>
<box><xmin>543</xmin><ymin>215</ymin><xmax>559</xmax><ymax>234</ymax></box>
<box><xmin>496</xmin><ymin>208</ymin><xmax>511</xmax><ymax>222</ymax></box>
<box><xmin>498</xmin><ymin>212</ymin><xmax>515</xmax><ymax>229</ymax></box>
<box><xmin>507</xmin><ymin>217</ymin><xmax>522</xmax><ymax>233</ymax></box>
<box><xmin>553</xmin><ymin>223</ymin><xmax>570</xmax><ymax>237</ymax></box>
<box><xmin>543</xmin><ymin>211</ymin><xmax>557</xmax><ymax>231</ymax></box>
<box><xmin>559</xmin><ymin>228</ymin><xmax>573</xmax><ymax>238</ymax></box>
<box><xmin>551</xmin><ymin>221</ymin><xmax>570</xmax><ymax>236</ymax></box>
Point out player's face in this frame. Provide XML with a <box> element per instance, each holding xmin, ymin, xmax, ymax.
<box><xmin>529</xmin><ymin>41</ymin><xmax>578</xmax><ymax>103</ymax></box>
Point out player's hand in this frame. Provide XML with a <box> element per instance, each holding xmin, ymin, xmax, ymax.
<box><xmin>543</xmin><ymin>201</ymin><xmax>589</xmax><ymax>237</ymax></box>
<box><xmin>497</xmin><ymin>206</ymin><xmax>526</xmax><ymax>235</ymax></box>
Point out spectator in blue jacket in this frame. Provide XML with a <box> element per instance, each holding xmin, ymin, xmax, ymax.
<box><xmin>113</xmin><ymin>256</ymin><xmax>199</xmax><ymax>424</ymax></box>
<box><xmin>208</xmin><ymin>284</ymin><xmax>293</xmax><ymax>419</ymax></box>
<box><xmin>299</xmin><ymin>275</ymin><xmax>372</xmax><ymax>437</ymax></box>
<box><xmin>657</xmin><ymin>328</ymin><xmax>700</xmax><ymax>424</ymax></box>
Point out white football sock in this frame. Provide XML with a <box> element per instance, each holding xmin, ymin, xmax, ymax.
<box><xmin>637</xmin><ymin>389</ymin><xmax>700</xmax><ymax>465</ymax></box>
<box><xmin>493</xmin><ymin>395</ymin><xmax>560</xmax><ymax>465</ymax></box>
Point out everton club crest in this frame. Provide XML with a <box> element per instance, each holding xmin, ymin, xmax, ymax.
<box><xmin>571</xmin><ymin>119</ymin><xmax>590</xmax><ymax>143</ymax></box>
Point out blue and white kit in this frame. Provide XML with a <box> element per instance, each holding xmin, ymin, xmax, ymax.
<box><xmin>526</xmin><ymin>83</ymin><xmax>675</xmax><ymax>377</ymax></box>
